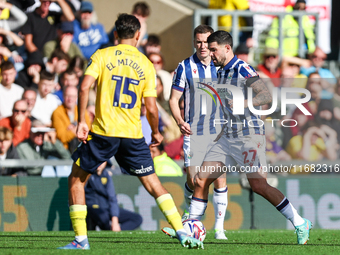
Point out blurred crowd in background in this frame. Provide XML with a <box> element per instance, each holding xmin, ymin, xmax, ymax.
<box><xmin>0</xmin><ymin>0</ymin><xmax>338</xmax><ymax>176</ymax></box>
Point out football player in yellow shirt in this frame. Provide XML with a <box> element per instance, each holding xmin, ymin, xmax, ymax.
<box><xmin>58</xmin><ymin>14</ymin><xmax>203</xmax><ymax>250</ymax></box>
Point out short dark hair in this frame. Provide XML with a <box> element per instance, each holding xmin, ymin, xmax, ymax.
<box><xmin>156</xmin><ymin>142</ymin><xmax>164</xmax><ymax>152</ymax></box>
<box><xmin>0</xmin><ymin>61</ymin><xmax>15</xmax><ymax>72</ymax></box>
<box><xmin>132</xmin><ymin>2</ymin><xmax>150</xmax><ymax>17</ymax></box>
<box><xmin>207</xmin><ymin>30</ymin><xmax>233</xmax><ymax>49</ymax></box>
<box><xmin>69</xmin><ymin>56</ymin><xmax>85</xmax><ymax>72</ymax></box>
<box><xmin>40</xmin><ymin>70</ymin><xmax>55</xmax><ymax>81</ymax></box>
<box><xmin>194</xmin><ymin>25</ymin><xmax>214</xmax><ymax>37</ymax></box>
<box><xmin>49</xmin><ymin>49</ymin><xmax>70</xmax><ymax>63</ymax></box>
<box><xmin>61</xmin><ymin>69</ymin><xmax>77</xmax><ymax>78</ymax></box>
<box><xmin>146</xmin><ymin>34</ymin><xmax>160</xmax><ymax>46</ymax></box>
<box><xmin>115</xmin><ymin>13</ymin><xmax>141</xmax><ymax>40</ymax></box>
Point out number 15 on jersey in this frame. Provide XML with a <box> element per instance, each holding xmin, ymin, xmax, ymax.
<box><xmin>112</xmin><ymin>75</ymin><xmax>140</xmax><ymax>109</ymax></box>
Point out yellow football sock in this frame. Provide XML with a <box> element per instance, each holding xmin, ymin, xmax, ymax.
<box><xmin>70</xmin><ymin>205</ymin><xmax>87</xmax><ymax>237</ymax></box>
<box><xmin>156</xmin><ymin>193</ymin><xmax>184</xmax><ymax>232</ymax></box>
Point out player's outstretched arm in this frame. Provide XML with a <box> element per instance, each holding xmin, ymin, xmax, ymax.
<box><xmin>169</xmin><ymin>89</ymin><xmax>192</xmax><ymax>136</ymax></box>
<box><xmin>249</xmin><ymin>77</ymin><xmax>273</xmax><ymax>107</ymax></box>
<box><xmin>77</xmin><ymin>75</ymin><xmax>96</xmax><ymax>143</ymax></box>
<box><xmin>144</xmin><ymin>96</ymin><xmax>163</xmax><ymax>147</ymax></box>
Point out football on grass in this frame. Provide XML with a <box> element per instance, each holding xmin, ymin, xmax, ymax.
<box><xmin>182</xmin><ymin>219</ymin><xmax>206</xmax><ymax>242</ymax></box>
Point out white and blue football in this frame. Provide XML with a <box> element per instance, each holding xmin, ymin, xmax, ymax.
<box><xmin>182</xmin><ymin>219</ymin><xmax>206</xmax><ymax>242</ymax></box>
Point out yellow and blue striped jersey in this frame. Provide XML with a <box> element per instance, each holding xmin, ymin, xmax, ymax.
<box><xmin>85</xmin><ymin>44</ymin><xmax>157</xmax><ymax>138</ymax></box>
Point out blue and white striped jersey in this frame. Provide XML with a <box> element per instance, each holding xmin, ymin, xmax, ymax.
<box><xmin>217</xmin><ymin>56</ymin><xmax>265</xmax><ymax>138</ymax></box>
<box><xmin>172</xmin><ymin>53</ymin><xmax>221</xmax><ymax>136</ymax></box>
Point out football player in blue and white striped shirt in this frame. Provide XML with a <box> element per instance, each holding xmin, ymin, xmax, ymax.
<box><xmin>165</xmin><ymin>25</ymin><xmax>228</xmax><ymax>240</ymax></box>
<box><xmin>190</xmin><ymin>30</ymin><xmax>312</xmax><ymax>245</ymax></box>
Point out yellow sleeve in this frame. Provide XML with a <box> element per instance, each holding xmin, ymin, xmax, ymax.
<box><xmin>143</xmin><ymin>61</ymin><xmax>157</xmax><ymax>98</ymax></box>
<box><xmin>84</xmin><ymin>50</ymin><xmax>101</xmax><ymax>79</ymax></box>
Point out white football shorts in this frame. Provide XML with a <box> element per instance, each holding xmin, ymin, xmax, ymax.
<box><xmin>183</xmin><ymin>134</ymin><xmax>216</xmax><ymax>168</ymax></box>
<box><xmin>203</xmin><ymin>135</ymin><xmax>267</xmax><ymax>173</ymax></box>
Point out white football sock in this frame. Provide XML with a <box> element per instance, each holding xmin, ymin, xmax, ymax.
<box><xmin>276</xmin><ymin>197</ymin><xmax>305</xmax><ymax>226</ymax></box>
<box><xmin>189</xmin><ymin>197</ymin><xmax>207</xmax><ymax>221</ymax></box>
<box><xmin>213</xmin><ymin>186</ymin><xmax>228</xmax><ymax>231</ymax></box>
<box><xmin>75</xmin><ymin>235</ymin><xmax>87</xmax><ymax>242</ymax></box>
<box><xmin>184</xmin><ymin>182</ymin><xmax>193</xmax><ymax>212</ymax></box>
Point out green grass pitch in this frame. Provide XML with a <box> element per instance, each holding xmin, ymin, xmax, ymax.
<box><xmin>0</xmin><ymin>230</ymin><xmax>339</xmax><ymax>254</ymax></box>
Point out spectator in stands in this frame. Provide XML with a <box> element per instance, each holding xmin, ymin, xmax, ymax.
<box><xmin>300</xmin><ymin>47</ymin><xmax>336</xmax><ymax>80</ymax></box>
<box><xmin>31</xmin><ymin>70</ymin><xmax>60</xmax><ymax>126</ymax></box>
<box><xmin>234</xmin><ymin>43</ymin><xmax>249</xmax><ymax>63</ymax></box>
<box><xmin>16</xmin><ymin>50</ymin><xmax>45</xmax><ymax>89</ymax></box>
<box><xmin>0</xmin><ymin>99</ymin><xmax>31</xmax><ymax>146</ymax></box>
<box><xmin>44</xmin><ymin>21</ymin><xmax>83</xmax><ymax>60</ymax></box>
<box><xmin>265</xmin><ymin>120</ymin><xmax>291</xmax><ymax>165</ymax></box>
<box><xmin>290</xmin><ymin>103</ymin><xmax>313</xmax><ymax>136</ymax></box>
<box><xmin>45</xmin><ymin>49</ymin><xmax>71</xmax><ymax>83</ymax></box>
<box><xmin>286</xmin><ymin>121</ymin><xmax>338</xmax><ymax>162</ymax></box>
<box><xmin>86</xmin><ymin>166</ymin><xmax>143</xmax><ymax>231</ymax></box>
<box><xmin>0</xmin><ymin>27</ymin><xmax>24</xmax><ymax>50</ymax></box>
<box><xmin>208</xmin><ymin>0</ymin><xmax>253</xmax><ymax>47</ymax></box>
<box><xmin>150</xmin><ymin>142</ymin><xmax>183</xmax><ymax>177</ymax></box>
<box><xmin>0</xmin><ymin>27</ymin><xmax>25</xmax><ymax>71</ymax></box>
<box><xmin>0</xmin><ymin>127</ymin><xmax>24</xmax><ymax>176</ymax></box>
<box><xmin>257</xmin><ymin>47</ymin><xmax>281</xmax><ymax>87</ymax></box>
<box><xmin>61</xmin><ymin>69</ymin><xmax>79</xmax><ymax>88</ymax></box>
<box><xmin>21</xmin><ymin>0</ymin><xmax>75</xmax><ymax>54</ymax></box>
<box><xmin>265</xmin><ymin>0</ymin><xmax>315</xmax><ymax>57</ymax></box>
<box><xmin>68</xmin><ymin>55</ymin><xmax>84</xmax><ymax>78</ymax></box>
<box><xmin>72</xmin><ymin>1</ymin><xmax>108</xmax><ymax>60</ymax></box>
<box><xmin>52</xmin><ymin>86</ymin><xmax>91</xmax><ymax>152</ymax></box>
<box><xmin>68</xmin><ymin>55</ymin><xmax>84</xmax><ymax>86</ymax></box>
<box><xmin>0</xmin><ymin>1</ymin><xmax>27</xmax><ymax>36</ymax></box>
<box><xmin>315</xmin><ymin>99</ymin><xmax>340</xmax><ymax>143</ymax></box>
<box><xmin>0</xmin><ymin>1</ymin><xmax>27</xmax><ymax>70</ymax></box>
<box><xmin>148</xmin><ymin>52</ymin><xmax>172</xmax><ymax>101</ymax></box>
<box><xmin>143</xmin><ymin>34</ymin><xmax>161</xmax><ymax>55</ymax></box>
<box><xmin>131</xmin><ymin>2</ymin><xmax>150</xmax><ymax>50</ymax></box>
<box><xmin>108</xmin><ymin>2</ymin><xmax>150</xmax><ymax>51</ymax></box>
<box><xmin>17</xmin><ymin>119</ymin><xmax>71</xmax><ymax>176</ymax></box>
<box><xmin>281</xmin><ymin>56</ymin><xmax>308</xmax><ymax>90</ymax></box>
<box><xmin>0</xmin><ymin>61</ymin><xmax>23</xmax><ymax>119</ymax></box>
<box><xmin>22</xmin><ymin>88</ymin><xmax>37</xmax><ymax>121</ymax></box>
<box><xmin>307</xmin><ymin>72</ymin><xmax>326</xmax><ymax>114</ymax></box>
<box><xmin>54</xmin><ymin>69</ymin><xmax>79</xmax><ymax>102</ymax></box>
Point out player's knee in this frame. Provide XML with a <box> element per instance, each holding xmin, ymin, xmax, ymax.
<box><xmin>214</xmin><ymin>176</ymin><xmax>227</xmax><ymax>189</ymax></box>
<box><xmin>194</xmin><ymin>176</ymin><xmax>209</xmax><ymax>190</ymax></box>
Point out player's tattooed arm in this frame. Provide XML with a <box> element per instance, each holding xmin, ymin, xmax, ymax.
<box><xmin>249</xmin><ymin>78</ymin><xmax>272</xmax><ymax>106</ymax></box>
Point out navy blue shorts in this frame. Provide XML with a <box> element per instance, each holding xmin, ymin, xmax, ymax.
<box><xmin>72</xmin><ymin>132</ymin><xmax>155</xmax><ymax>176</ymax></box>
